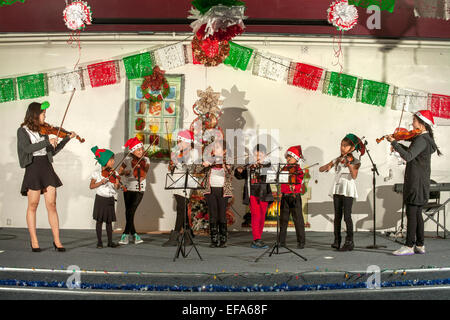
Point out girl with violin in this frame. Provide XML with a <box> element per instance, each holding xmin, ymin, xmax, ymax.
<box><xmin>163</xmin><ymin>130</ymin><xmax>201</xmax><ymax>247</ymax></box>
<box><xmin>117</xmin><ymin>137</ymin><xmax>150</xmax><ymax>245</ymax></box>
<box><xmin>17</xmin><ymin>101</ymin><xmax>77</xmax><ymax>252</ymax></box>
<box><xmin>279</xmin><ymin>146</ymin><xmax>306</xmax><ymax>249</ymax></box>
<box><xmin>89</xmin><ymin>146</ymin><xmax>121</xmax><ymax>249</ymax></box>
<box><xmin>234</xmin><ymin>144</ymin><xmax>273</xmax><ymax>249</ymax></box>
<box><xmin>202</xmin><ymin>139</ymin><xmax>234</xmax><ymax>248</ymax></box>
<box><xmin>319</xmin><ymin>134</ymin><xmax>364</xmax><ymax>252</ymax></box>
<box><xmin>383</xmin><ymin>110</ymin><xmax>441</xmax><ymax>256</ymax></box>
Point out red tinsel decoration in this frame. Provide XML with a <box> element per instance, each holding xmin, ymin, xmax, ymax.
<box><xmin>196</xmin><ymin>24</ymin><xmax>244</xmax><ymax>42</ymax></box>
<box><xmin>141</xmin><ymin>66</ymin><xmax>166</xmax><ymax>92</ymax></box>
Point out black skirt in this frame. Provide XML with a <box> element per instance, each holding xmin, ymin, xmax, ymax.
<box><xmin>93</xmin><ymin>194</ymin><xmax>116</xmax><ymax>223</ymax></box>
<box><xmin>21</xmin><ymin>156</ymin><xmax>62</xmax><ymax>196</ymax></box>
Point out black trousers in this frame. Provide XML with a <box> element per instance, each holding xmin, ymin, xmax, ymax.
<box><xmin>174</xmin><ymin>194</ymin><xmax>191</xmax><ymax>232</ymax></box>
<box><xmin>279</xmin><ymin>193</ymin><xmax>305</xmax><ymax>244</ymax></box>
<box><xmin>205</xmin><ymin>187</ymin><xmax>229</xmax><ymax>224</ymax></box>
<box><xmin>333</xmin><ymin>194</ymin><xmax>354</xmax><ymax>242</ymax></box>
<box><xmin>405</xmin><ymin>204</ymin><xmax>424</xmax><ymax>247</ymax></box>
<box><xmin>123</xmin><ymin>191</ymin><xmax>144</xmax><ymax>235</ymax></box>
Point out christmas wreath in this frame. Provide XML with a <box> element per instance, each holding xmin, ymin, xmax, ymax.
<box><xmin>192</xmin><ymin>36</ymin><xmax>230</xmax><ymax>67</ymax></box>
<box><xmin>141</xmin><ymin>66</ymin><xmax>170</xmax><ymax>103</ymax></box>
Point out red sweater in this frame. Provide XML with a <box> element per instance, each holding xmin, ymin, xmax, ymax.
<box><xmin>280</xmin><ymin>164</ymin><xmax>304</xmax><ymax>194</ymax></box>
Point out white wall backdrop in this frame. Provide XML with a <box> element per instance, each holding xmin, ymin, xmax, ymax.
<box><xmin>0</xmin><ymin>33</ymin><xmax>449</xmax><ymax>233</ymax></box>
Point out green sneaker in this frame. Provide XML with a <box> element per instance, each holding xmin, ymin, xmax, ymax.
<box><xmin>118</xmin><ymin>234</ymin><xmax>129</xmax><ymax>245</ymax></box>
<box><xmin>134</xmin><ymin>233</ymin><xmax>143</xmax><ymax>244</ymax></box>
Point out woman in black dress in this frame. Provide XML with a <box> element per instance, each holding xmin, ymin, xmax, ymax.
<box><xmin>386</xmin><ymin>110</ymin><xmax>442</xmax><ymax>256</ymax></box>
<box><xmin>17</xmin><ymin>102</ymin><xmax>76</xmax><ymax>252</ymax></box>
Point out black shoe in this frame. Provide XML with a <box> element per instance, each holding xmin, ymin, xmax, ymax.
<box><xmin>30</xmin><ymin>242</ymin><xmax>41</xmax><ymax>253</ymax></box>
<box><xmin>279</xmin><ymin>242</ymin><xmax>286</xmax><ymax>248</ymax></box>
<box><xmin>331</xmin><ymin>237</ymin><xmax>341</xmax><ymax>250</ymax></box>
<box><xmin>97</xmin><ymin>243</ymin><xmax>103</xmax><ymax>249</ymax></box>
<box><xmin>53</xmin><ymin>242</ymin><xmax>66</xmax><ymax>252</ymax></box>
<box><xmin>297</xmin><ymin>242</ymin><xmax>305</xmax><ymax>249</ymax></box>
<box><xmin>218</xmin><ymin>223</ymin><xmax>227</xmax><ymax>248</ymax></box>
<box><xmin>339</xmin><ymin>241</ymin><xmax>354</xmax><ymax>252</ymax></box>
<box><xmin>108</xmin><ymin>242</ymin><xmax>119</xmax><ymax>248</ymax></box>
<box><xmin>162</xmin><ymin>230</ymin><xmax>180</xmax><ymax>247</ymax></box>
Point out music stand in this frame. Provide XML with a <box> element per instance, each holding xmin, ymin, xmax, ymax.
<box><xmin>364</xmin><ymin>140</ymin><xmax>387</xmax><ymax>250</ymax></box>
<box><xmin>254</xmin><ymin>163</ymin><xmax>308</xmax><ymax>262</ymax></box>
<box><xmin>165</xmin><ymin>168</ymin><xmax>205</xmax><ymax>262</ymax></box>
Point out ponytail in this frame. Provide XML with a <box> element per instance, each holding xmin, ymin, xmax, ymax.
<box><xmin>424</xmin><ymin>123</ymin><xmax>443</xmax><ymax>156</ymax></box>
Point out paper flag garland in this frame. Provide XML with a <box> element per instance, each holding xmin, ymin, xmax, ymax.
<box><xmin>123</xmin><ymin>52</ymin><xmax>154</xmax><ymax>79</ymax></box>
<box><xmin>392</xmin><ymin>87</ymin><xmax>428</xmax><ymax>113</ymax></box>
<box><xmin>17</xmin><ymin>73</ymin><xmax>48</xmax><ymax>100</ymax></box>
<box><xmin>151</xmin><ymin>43</ymin><xmax>187</xmax><ymax>70</ymax></box>
<box><xmin>414</xmin><ymin>0</ymin><xmax>450</xmax><ymax>20</ymax></box>
<box><xmin>0</xmin><ymin>78</ymin><xmax>16</xmax><ymax>103</ymax></box>
<box><xmin>87</xmin><ymin>60</ymin><xmax>120</xmax><ymax>88</ymax></box>
<box><xmin>348</xmin><ymin>0</ymin><xmax>396</xmax><ymax>13</ymax></box>
<box><xmin>429</xmin><ymin>94</ymin><xmax>450</xmax><ymax>119</ymax></box>
<box><xmin>356</xmin><ymin>79</ymin><xmax>390</xmax><ymax>107</ymax></box>
<box><xmin>224</xmin><ymin>42</ymin><xmax>254</xmax><ymax>71</ymax></box>
<box><xmin>252</xmin><ymin>53</ymin><xmax>290</xmax><ymax>83</ymax></box>
<box><xmin>50</xmin><ymin>70</ymin><xmax>85</xmax><ymax>94</ymax></box>
<box><xmin>323</xmin><ymin>71</ymin><xmax>358</xmax><ymax>99</ymax></box>
<box><xmin>287</xmin><ymin>62</ymin><xmax>324</xmax><ymax>91</ymax></box>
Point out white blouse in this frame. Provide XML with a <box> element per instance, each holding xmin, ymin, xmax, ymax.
<box><xmin>24</xmin><ymin>126</ymin><xmax>47</xmax><ymax>156</ymax></box>
<box><xmin>329</xmin><ymin>159</ymin><xmax>359</xmax><ymax>199</ymax></box>
<box><xmin>210</xmin><ymin>167</ymin><xmax>225</xmax><ymax>187</ymax></box>
<box><xmin>90</xmin><ymin>169</ymin><xmax>118</xmax><ymax>198</ymax></box>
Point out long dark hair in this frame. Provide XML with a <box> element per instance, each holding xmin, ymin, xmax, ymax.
<box><xmin>20</xmin><ymin>102</ymin><xmax>43</xmax><ymax>132</ymax></box>
<box><xmin>415</xmin><ymin>115</ymin><xmax>442</xmax><ymax>156</ymax></box>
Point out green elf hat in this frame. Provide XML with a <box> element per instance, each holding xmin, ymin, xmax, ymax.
<box><xmin>40</xmin><ymin>101</ymin><xmax>50</xmax><ymax>110</ymax></box>
<box><xmin>345</xmin><ymin>133</ymin><xmax>366</xmax><ymax>156</ymax></box>
<box><xmin>91</xmin><ymin>146</ymin><xmax>114</xmax><ymax>167</ymax></box>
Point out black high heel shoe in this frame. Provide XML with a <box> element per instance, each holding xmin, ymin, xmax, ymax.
<box><xmin>30</xmin><ymin>242</ymin><xmax>41</xmax><ymax>253</ymax></box>
<box><xmin>53</xmin><ymin>242</ymin><xmax>66</xmax><ymax>252</ymax></box>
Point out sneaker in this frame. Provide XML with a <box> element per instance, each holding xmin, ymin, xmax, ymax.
<box><xmin>251</xmin><ymin>240</ymin><xmax>268</xmax><ymax>249</ymax></box>
<box><xmin>393</xmin><ymin>246</ymin><xmax>415</xmax><ymax>256</ymax></box>
<box><xmin>134</xmin><ymin>233</ymin><xmax>144</xmax><ymax>244</ymax></box>
<box><xmin>118</xmin><ymin>234</ymin><xmax>129</xmax><ymax>245</ymax></box>
<box><xmin>414</xmin><ymin>245</ymin><xmax>426</xmax><ymax>254</ymax></box>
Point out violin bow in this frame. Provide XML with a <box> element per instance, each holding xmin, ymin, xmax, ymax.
<box><xmin>129</xmin><ymin>134</ymin><xmax>159</xmax><ymax>173</ymax></box>
<box><xmin>54</xmin><ymin>88</ymin><xmax>76</xmax><ymax>147</ymax></box>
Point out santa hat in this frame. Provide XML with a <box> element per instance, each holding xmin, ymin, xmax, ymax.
<box><xmin>91</xmin><ymin>146</ymin><xmax>114</xmax><ymax>167</ymax></box>
<box><xmin>345</xmin><ymin>133</ymin><xmax>366</xmax><ymax>156</ymax></box>
<box><xmin>415</xmin><ymin>110</ymin><xmax>435</xmax><ymax>128</ymax></box>
<box><xmin>123</xmin><ymin>137</ymin><xmax>144</xmax><ymax>153</ymax></box>
<box><xmin>285</xmin><ymin>145</ymin><xmax>304</xmax><ymax>162</ymax></box>
<box><xmin>177</xmin><ymin>130</ymin><xmax>194</xmax><ymax>144</ymax></box>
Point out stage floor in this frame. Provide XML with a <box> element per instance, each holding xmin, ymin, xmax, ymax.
<box><xmin>1</xmin><ymin>228</ymin><xmax>450</xmax><ymax>299</ymax></box>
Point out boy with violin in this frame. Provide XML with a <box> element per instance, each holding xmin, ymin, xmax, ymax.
<box><xmin>117</xmin><ymin>137</ymin><xmax>150</xmax><ymax>245</ymax></box>
<box><xmin>163</xmin><ymin>130</ymin><xmax>200</xmax><ymax>247</ymax></box>
<box><xmin>279</xmin><ymin>146</ymin><xmax>306</xmax><ymax>249</ymax></box>
<box><xmin>319</xmin><ymin>134</ymin><xmax>364</xmax><ymax>251</ymax></box>
<box><xmin>235</xmin><ymin>144</ymin><xmax>273</xmax><ymax>249</ymax></box>
<box><xmin>89</xmin><ymin>146</ymin><xmax>122</xmax><ymax>249</ymax></box>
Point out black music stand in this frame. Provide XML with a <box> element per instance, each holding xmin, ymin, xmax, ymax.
<box><xmin>165</xmin><ymin>169</ymin><xmax>205</xmax><ymax>262</ymax></box>
<box><xmin>254</xmin><ymin>163</ymin><xmax>307</xmax><ymax>263</ymax></box>
<box><xmin>364</xmin><ymin>140</ymin><xmax>387</xmax><ymax>250</ymax></box>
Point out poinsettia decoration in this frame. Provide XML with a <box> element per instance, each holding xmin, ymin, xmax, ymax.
<box><xmin>141</xmin><ymin>66</ymin><xmax>170</xmax><ymax>103</ymax></box>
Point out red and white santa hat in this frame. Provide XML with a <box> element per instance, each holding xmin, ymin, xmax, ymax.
<box><xmin>177</xmin><ymin>129</ymin><xmax>194</xmax><ymax>144</ymax></box>
<box><xmin>415</xmin><ymin>110</ymin><xmax>436</xmax><ymax>128</ymax></box>
<box><xmin>285</xmin><ymin>145</ymin><xmax>304</xmax><ymax>162</ymax></box>
<box><xmin>123</xmin><ymin>137</ymin><xmax>144</xmax><ymax>152</ymax></box>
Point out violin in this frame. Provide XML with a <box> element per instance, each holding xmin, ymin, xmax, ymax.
<box><xmin>40</xmin><ymin>122</ymin><xmax>85</xmax><ymax>143</ymax></box>
<box><xmin>337</xmin><ymin>154</ymin><xmax>354</xmax><ymax>166</ymax></box>
<box><xmin>376</xmin><ymin>128</ymin><xmax>421</xmax><ymax>144</ymax></box>
<box><xmin>102</xmin><ymin>167</ymin><xmax>127</xmax><ymax>192</ymax></box>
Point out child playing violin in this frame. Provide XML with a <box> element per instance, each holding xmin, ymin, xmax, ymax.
<box><xmin>89</xmin><ymin>146</ymin><xmax>121</xmax><ymax>249</ymax></box>
<box><xmin>235</xmin><ymin>144</ymin><xmax>273</xmax><ymax>249</ymax></box>
<box><xmin>319</xmin><ymin>134</ymin><xmax>364</xmax><ymax>251</ymax></box>
<box><xmin>202</xmin><ymin>139</ymin><xmax>234</xmax><ymax>248</ymax></box>
<box><xmin>118</xmin><ymin>137</ymin><xmax>150</xmax><ymax>245</ymax></box>
<box><xmin>279</xmin><ymin>146</ymin><xmax>306</xmax><ymax>249</ymax></box>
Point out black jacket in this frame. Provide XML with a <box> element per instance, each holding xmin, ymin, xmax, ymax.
<box><xmin>392</xmin><ymin>133</ymin><xmax>437</xmax><ymax>206</ymax></box>
<box><xmin>234</xmin><ymin>165</ymin><xmax>274</xmax><ymax>205</ymax></box>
